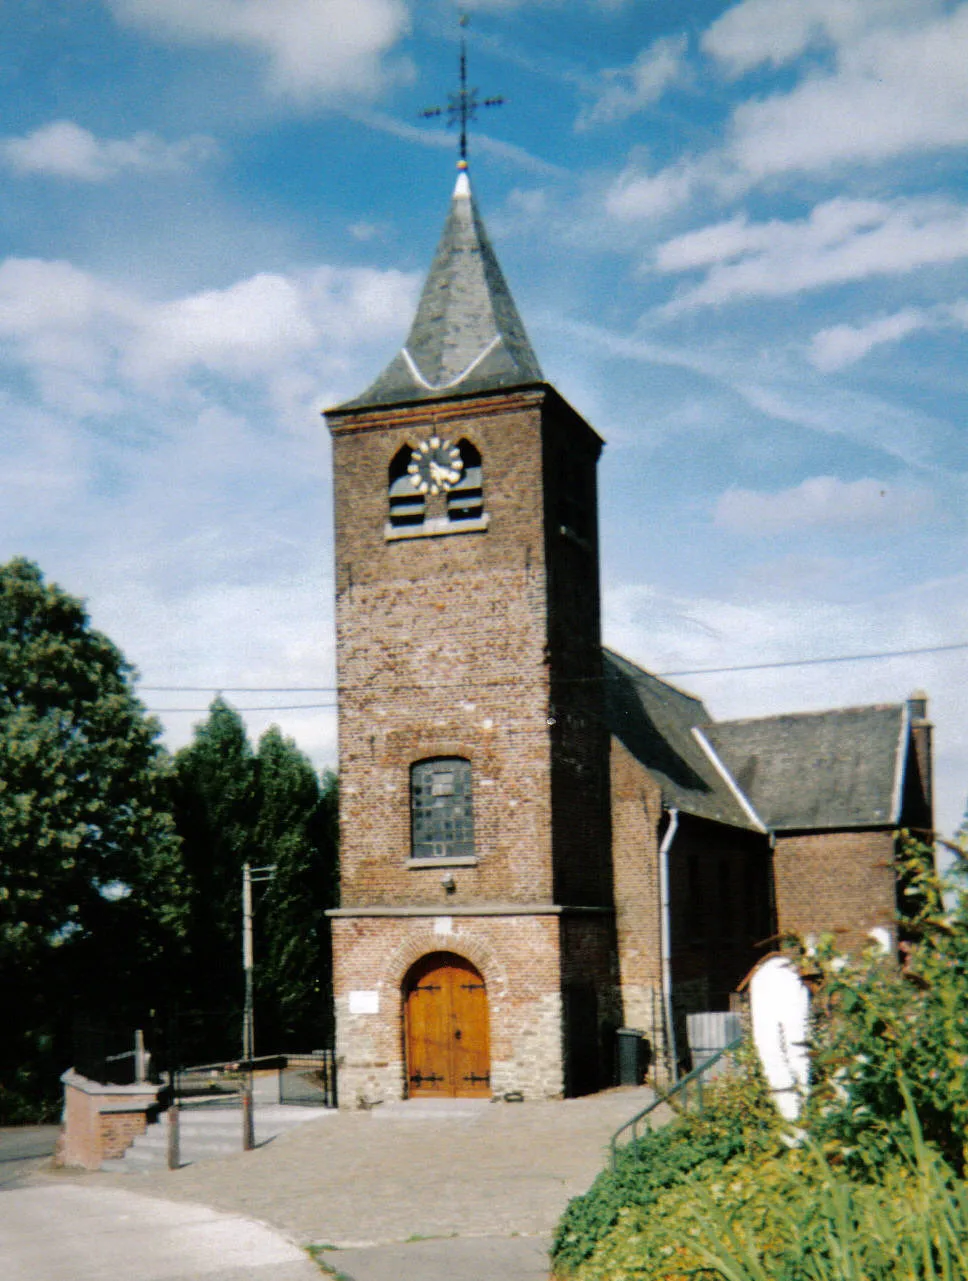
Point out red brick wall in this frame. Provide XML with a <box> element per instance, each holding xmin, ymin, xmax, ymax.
<box><xmin>59</xmin><ymin>1073</ymin><xmax>157</xmax><ymax>1169</ymax></box>
<box><xmin>326</xmin><ymin>386</ymin><xmax>616</xmax><ymax>1100</ymax></box>
<box><xmin>327</xmin><ymin>386</ymin><xmax>610</xmax><ymax>911</ymax></box>
<box><xmin>773</xmin><ymin>828</ymin><xmax>898</xmax><ymax>951</ymax></box>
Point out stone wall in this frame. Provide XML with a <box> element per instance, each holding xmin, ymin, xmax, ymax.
<box><xmin>330</xmin><ymin>911</ymin><xmax>571</xmax><ymax>1106</ymax></box>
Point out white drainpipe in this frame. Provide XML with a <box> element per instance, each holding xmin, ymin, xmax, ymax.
<box><xmin>658</xmin><ymin>808</ymin><xmax>679</xmax><ymax>1081</ymax></box>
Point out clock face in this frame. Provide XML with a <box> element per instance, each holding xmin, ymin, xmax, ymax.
<box><xmin>408</xmin><ymin>436</ymin><xmax>463</xmax><ymax>496</ymax></box>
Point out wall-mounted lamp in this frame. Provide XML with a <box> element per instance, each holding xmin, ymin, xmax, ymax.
<box><xmin>441</xmin><ymin>871</ymin><xmax>456</xmax><ymax>892</ymax></box>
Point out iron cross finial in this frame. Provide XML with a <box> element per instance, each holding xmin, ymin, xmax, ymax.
<box><xmin>419</xmin><ymin>14</ymin><xmax>504</xmax><ymax>167</ymax></box>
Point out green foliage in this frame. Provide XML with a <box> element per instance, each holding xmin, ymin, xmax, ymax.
<box><xmin>807</xmin><ymin>833</ymin><xmax>968</xmax><ymax>1175</ymax></box>
<box><xmin>552</xmin><ymin>1059</ymin><xmax>781</xmax><ymax>1275</ymax></box>
<box><xmin>171</xmin><ymin>705</ymin><xmax>339</xmax><ymax>1057</ymax></box>
<box><xmin>0</xmin><ymin>558</ymin><xmax>184</xmax><ymax>1118</ymax></box>
<box><xmin>690</xmin><ymin>1103</ymin><xmax>968</xmax><ymax>1281</ymax></box>
<box><xmin>257</xmin><ymin>732</ymin><xmax>339</xmax><ymax>1047</ymax></box>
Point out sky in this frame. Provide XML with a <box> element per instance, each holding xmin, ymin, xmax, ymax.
<box><xmin>0</xmin><ymin>0</ymin><xmax>966</xmax><ymax>842</ymax></box>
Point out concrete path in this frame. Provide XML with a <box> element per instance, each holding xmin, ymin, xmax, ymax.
<box><xmin>0</xmin><ymin>1125</ymin><xmax>59</xmax><ymax>1189</ymax></box>
<box><xmin>9</xmin><ymin>1086</ymin><xmax>662</xmax><ymax>1280</ymax></box>
<box><xmin>0</xmin><ymin>1184</ymin><xmax>321</xmax><ymax>1281</ymax></box>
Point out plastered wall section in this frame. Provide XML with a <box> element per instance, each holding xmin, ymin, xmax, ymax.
<box><xmin>773</xmin><ymin>828</ymin><xmax>898</xmax><ymax>951</ymax></box>
<box><xmin>331</xmin><ymin>913</ymin><xmax>565</xmax><ymax>1106</ymax></box>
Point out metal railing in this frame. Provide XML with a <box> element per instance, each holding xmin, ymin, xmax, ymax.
<box><xmin>610</xmin><ymin>1035</ymin><xmax>743</xmax><ymax>1168</ymax></box>
<box><xmin>172</xmin><ymin>1051</ymin><xmax>336</xmax><ymax>1109</ymax></box>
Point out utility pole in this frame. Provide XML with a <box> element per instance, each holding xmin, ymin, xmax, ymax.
<box><xmin>241</xmin><ymin>862</ymin><xmax>276</xmax><ymax>1063</ymax></box>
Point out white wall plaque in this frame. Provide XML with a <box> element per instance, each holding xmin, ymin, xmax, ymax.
<box><xmin>434</xmin><ymin>916</ymin><xmax>453</xmax><ymax>935</ymax></box>
<box><xmin>348</xmin><ymin>990</ymin><xmax>380</xmax><ymax>1015</ymax></box>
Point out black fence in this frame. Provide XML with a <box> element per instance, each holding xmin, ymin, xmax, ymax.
<box><xmin>280</xmin><ymin>1052</ymin><xmax>337</xmax><ymax>1108</ymax></box>
<box><xmin>170</xmin><ymin>1052</ymin><xmax>336</xmax><ymax>1109</ymax></box>
<box><xmin>72</xmin><ymin>1008</ymin><xmax>336</xmax><ymax>1109</ymax></box>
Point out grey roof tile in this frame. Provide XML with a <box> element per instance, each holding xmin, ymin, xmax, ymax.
<box><xmin>604</xmin><ymin>648</ymin><xmax>761</xmax><ymax>831</ymax></box>
<box><xmin>339</xmin><ymin>169</ymin><xmax>543</xmax><ymax>410</ymax></box>
<box><xmin>706</xmin><ymin>706</ymin><xmax>906</xmax><ymax>830</ymax></box>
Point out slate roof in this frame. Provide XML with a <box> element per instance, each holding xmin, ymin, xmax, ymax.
<box><xmin>705</xmin><ymin>705</ymin><xmax>907</xmax><ymax>831</ymax></box>
<box><xmin>339</xmin><ymin>168</ymin><xmax>543</xmax><ymax>411</ymax></box>
<box><xmin>603</xmin><ymin>649</ymin><xmax>762</xmax><ymax>832</ymax></box>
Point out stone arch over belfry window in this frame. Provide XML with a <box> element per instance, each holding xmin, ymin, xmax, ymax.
<box><xmin>446</xmin><ymin>438</ymin><xmax>484</xmax><ymax>523</ymax></box>
<box><xmin>388</xmin><ymin>444</ymin><xmax>425</xmax><ymax>529</ymax></box>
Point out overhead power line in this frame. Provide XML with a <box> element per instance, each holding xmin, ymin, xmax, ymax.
<box><xmin>141</xmin><ymin>639</ymin><xmax>967</xmax><ymax>714</ymax></box>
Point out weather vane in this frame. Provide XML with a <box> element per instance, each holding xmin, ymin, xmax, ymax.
<box><xmin>420</xmin><ymin>14</ymin><xmax>504</xmax><ymax>167</ymax></box>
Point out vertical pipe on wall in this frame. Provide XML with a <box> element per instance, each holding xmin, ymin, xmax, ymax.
<box><xmin>658</xmin><ymin>808</ymin><xmax>679</xmax><ymax>1082</ymax></box>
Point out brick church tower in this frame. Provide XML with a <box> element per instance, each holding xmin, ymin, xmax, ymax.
<box><xmin>325</xmin><ymin>162</ymin><xmax>621</xmax><ymax>1105</ymax></box>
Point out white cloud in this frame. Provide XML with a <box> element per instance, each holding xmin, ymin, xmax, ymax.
<box><xmin>0</xmin><ymin>256</ymin><xmax>418</xmax><ymax>410</ymax></box>
<box><xmin>605</xmin><ymin>157</ymin><xmax>701</xmax><ymax>220</ymax></box>
<box><xmin>702</xmin><ymin>0</ymin><xmax>921</xmax><ymax>75</ymax></box>
<box><xmin>714</xmin><ymin>476</ymin><xmax>933</xmax><ymax>534</ymax></box>
<box><xmin>809</xmin><ymin>309</ymin><xmax>927</xmax><ymax>371</ymax></box>
<box><xmin>577</xmin><ymin>35</ymin><xmax>687</xmax><ymax>129</ymax></box>
<box><xmin>108</xmin><ymin>0</ymin><xmax>412</xmax><ymax>100</ymax></box>
<box><xmin>1</xmin><ymin>120</ymin><xmax>216</xmax><ymax>181</ymax></box>
<box><xmin>729</xmin><ymin>5</ymin><xmax>968</xmax><ymax>178</ymax></box>
<box><xmin>655</xmin><ymin>198</ymin><xmax>968</xmax><ymax>308</ymax></box>
<box><xmin>601</xmin><ymin>2</ymin><xmax>968</xmax><ymax>222</ymax></box>
<box><xmin>809</xmin><ymin>300</ymin><xmax>968</xmax><ymax>370</ymax></box>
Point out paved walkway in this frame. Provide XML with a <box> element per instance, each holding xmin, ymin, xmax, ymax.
<box><xmin>9</xmin><ymin>1087</ymin><xmax>661</xmax><ymax>1280</ymax></box>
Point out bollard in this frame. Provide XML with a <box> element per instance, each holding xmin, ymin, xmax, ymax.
<box><xmin>241</xmin><ymin>1076</ymin><xmax>255</xmax><ymax>1151</ymax></box>
<box><xmin>167</xmin><ymin>1103</ymin><xmax>180</xmax><ymax>1170</ymax></box>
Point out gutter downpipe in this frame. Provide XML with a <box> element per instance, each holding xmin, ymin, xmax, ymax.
<box><xmin>658</xmin><ymin>808</ymin><xmax>680</xmax><ymax>1082</ymax></box>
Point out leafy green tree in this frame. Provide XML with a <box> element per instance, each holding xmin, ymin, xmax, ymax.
<box><xmin>0</xmin><ymin>558</ymin><xmax>183</xmax><ymax>1118</ymax></box>
<box><xmin>256</xmin><ymin>728</ymin><xmax>338</xmax><ymax>1048</ymax></box>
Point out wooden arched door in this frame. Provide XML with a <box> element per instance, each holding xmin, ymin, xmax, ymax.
<box><xmin>404</xmin><ymin>953</ymin><xmax>491</xmax><ymax>1098</ymax></box>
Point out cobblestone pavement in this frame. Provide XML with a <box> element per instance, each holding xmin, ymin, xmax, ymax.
<box><xmin>29</xmin><ymin>1087</ymin><xmax>663</xmax><ymax>1280</ymax></box>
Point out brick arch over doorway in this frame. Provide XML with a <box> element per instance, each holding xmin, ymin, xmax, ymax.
<box><xmin>403</xmin><ymin>951</ymin><xmax>491</xmax><ymax>1097</ymax></box>
<box><xmin>374</xmin><ymin>926</ymin><xmax>510</xmax><ymax>1004</ymax></box>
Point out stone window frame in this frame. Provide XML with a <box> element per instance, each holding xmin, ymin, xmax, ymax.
<box><xmin>407</xmin><ymin>756</ymin><xmax>477</xmax><ymax>867</ymax></box>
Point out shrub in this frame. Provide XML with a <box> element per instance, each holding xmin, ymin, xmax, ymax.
<box><xmin>807</xmin><ymin>834</ymin><xmax>968</xmax><ymax>1176</ymax></box>
<box><xmin>551</xmin><ymin>1056</ymin><xmax>780</xmax><ymax>1276</ymax></box>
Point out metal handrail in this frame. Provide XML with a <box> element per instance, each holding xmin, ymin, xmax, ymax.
<box><xmin>610</xmin><ymin>1034</ymin><xmax>743</xmax><ymax>1168</ymax></box>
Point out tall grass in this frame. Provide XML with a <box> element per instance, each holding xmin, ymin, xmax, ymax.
<box><xmin>690</xmin><ymin>1099</ymin><xmax>968</xmax><ymax>1281</ymax></box>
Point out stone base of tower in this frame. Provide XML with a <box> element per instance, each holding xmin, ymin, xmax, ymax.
<box><xmin>328</xmin><ymin>909</ymin><xmax>619</xmax><ymax>1108</ymax></box>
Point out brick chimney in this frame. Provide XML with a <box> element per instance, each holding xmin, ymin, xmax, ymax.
<box><xmin>907</xmin><ymin>690</ymin><xmax>933</xmax><ymax>821</ymax></box>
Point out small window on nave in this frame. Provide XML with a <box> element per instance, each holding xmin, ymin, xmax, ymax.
<box><xmin>445</xmin><ymin>440</ymin><xmax>485</xmax><ymax>524</ymax></box>
<box><xmin>388</xmin><ymin>444</ymin><xmax>426</xmax><ymax>529</ymax></box>
<box><xmin>411</xmin><ymin>758</ymin><xmax>474</xmax><ymax>859</ymax></box>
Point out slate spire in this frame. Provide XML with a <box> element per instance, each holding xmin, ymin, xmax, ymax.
<box><xmin>340</xmin><ymin>163</ymin><xmax>543</xmax><ymax>409</ymax></box>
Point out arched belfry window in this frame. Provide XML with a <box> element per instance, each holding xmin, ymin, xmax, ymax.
<box><xmin>411</xmin><ymin>758</ymin><xmax>474</xmax><ymax>859</ymax></box>
<box><xmin>446</xmin><ymin>440</ymin><xmax>484</xmax><ymax>524</ymax></box>
<box><xmin>386</xmin><ymin>438</ymin><xmax>488</xmax><ymax>540</ymax></box>
<box><xmin>388</xmin><ymin>445</ymin><xmax>426</xmax><ymax>529</ymax></box>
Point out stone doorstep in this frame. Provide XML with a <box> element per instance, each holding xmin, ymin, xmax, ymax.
<box><xmin>369</xmin><ymin>1098</ymin><xmax>492</xmax><ymax>1121</ymax></box>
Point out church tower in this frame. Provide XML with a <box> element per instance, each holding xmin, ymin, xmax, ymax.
<box><xmin>325</xmin><ymin>162</ymin><xmax>620</xmax><ymax>1105</ymax></box>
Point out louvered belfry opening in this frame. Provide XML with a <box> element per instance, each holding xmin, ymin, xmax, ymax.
<box><xmin>446</xmin><ymin>439</ymin><xmax>484</xmax><ymax>523</ymax></box>
<box><xmin>388</xmin><ymin>443</ymin><xmax>426</xmax><ymax>528</ymax></box>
